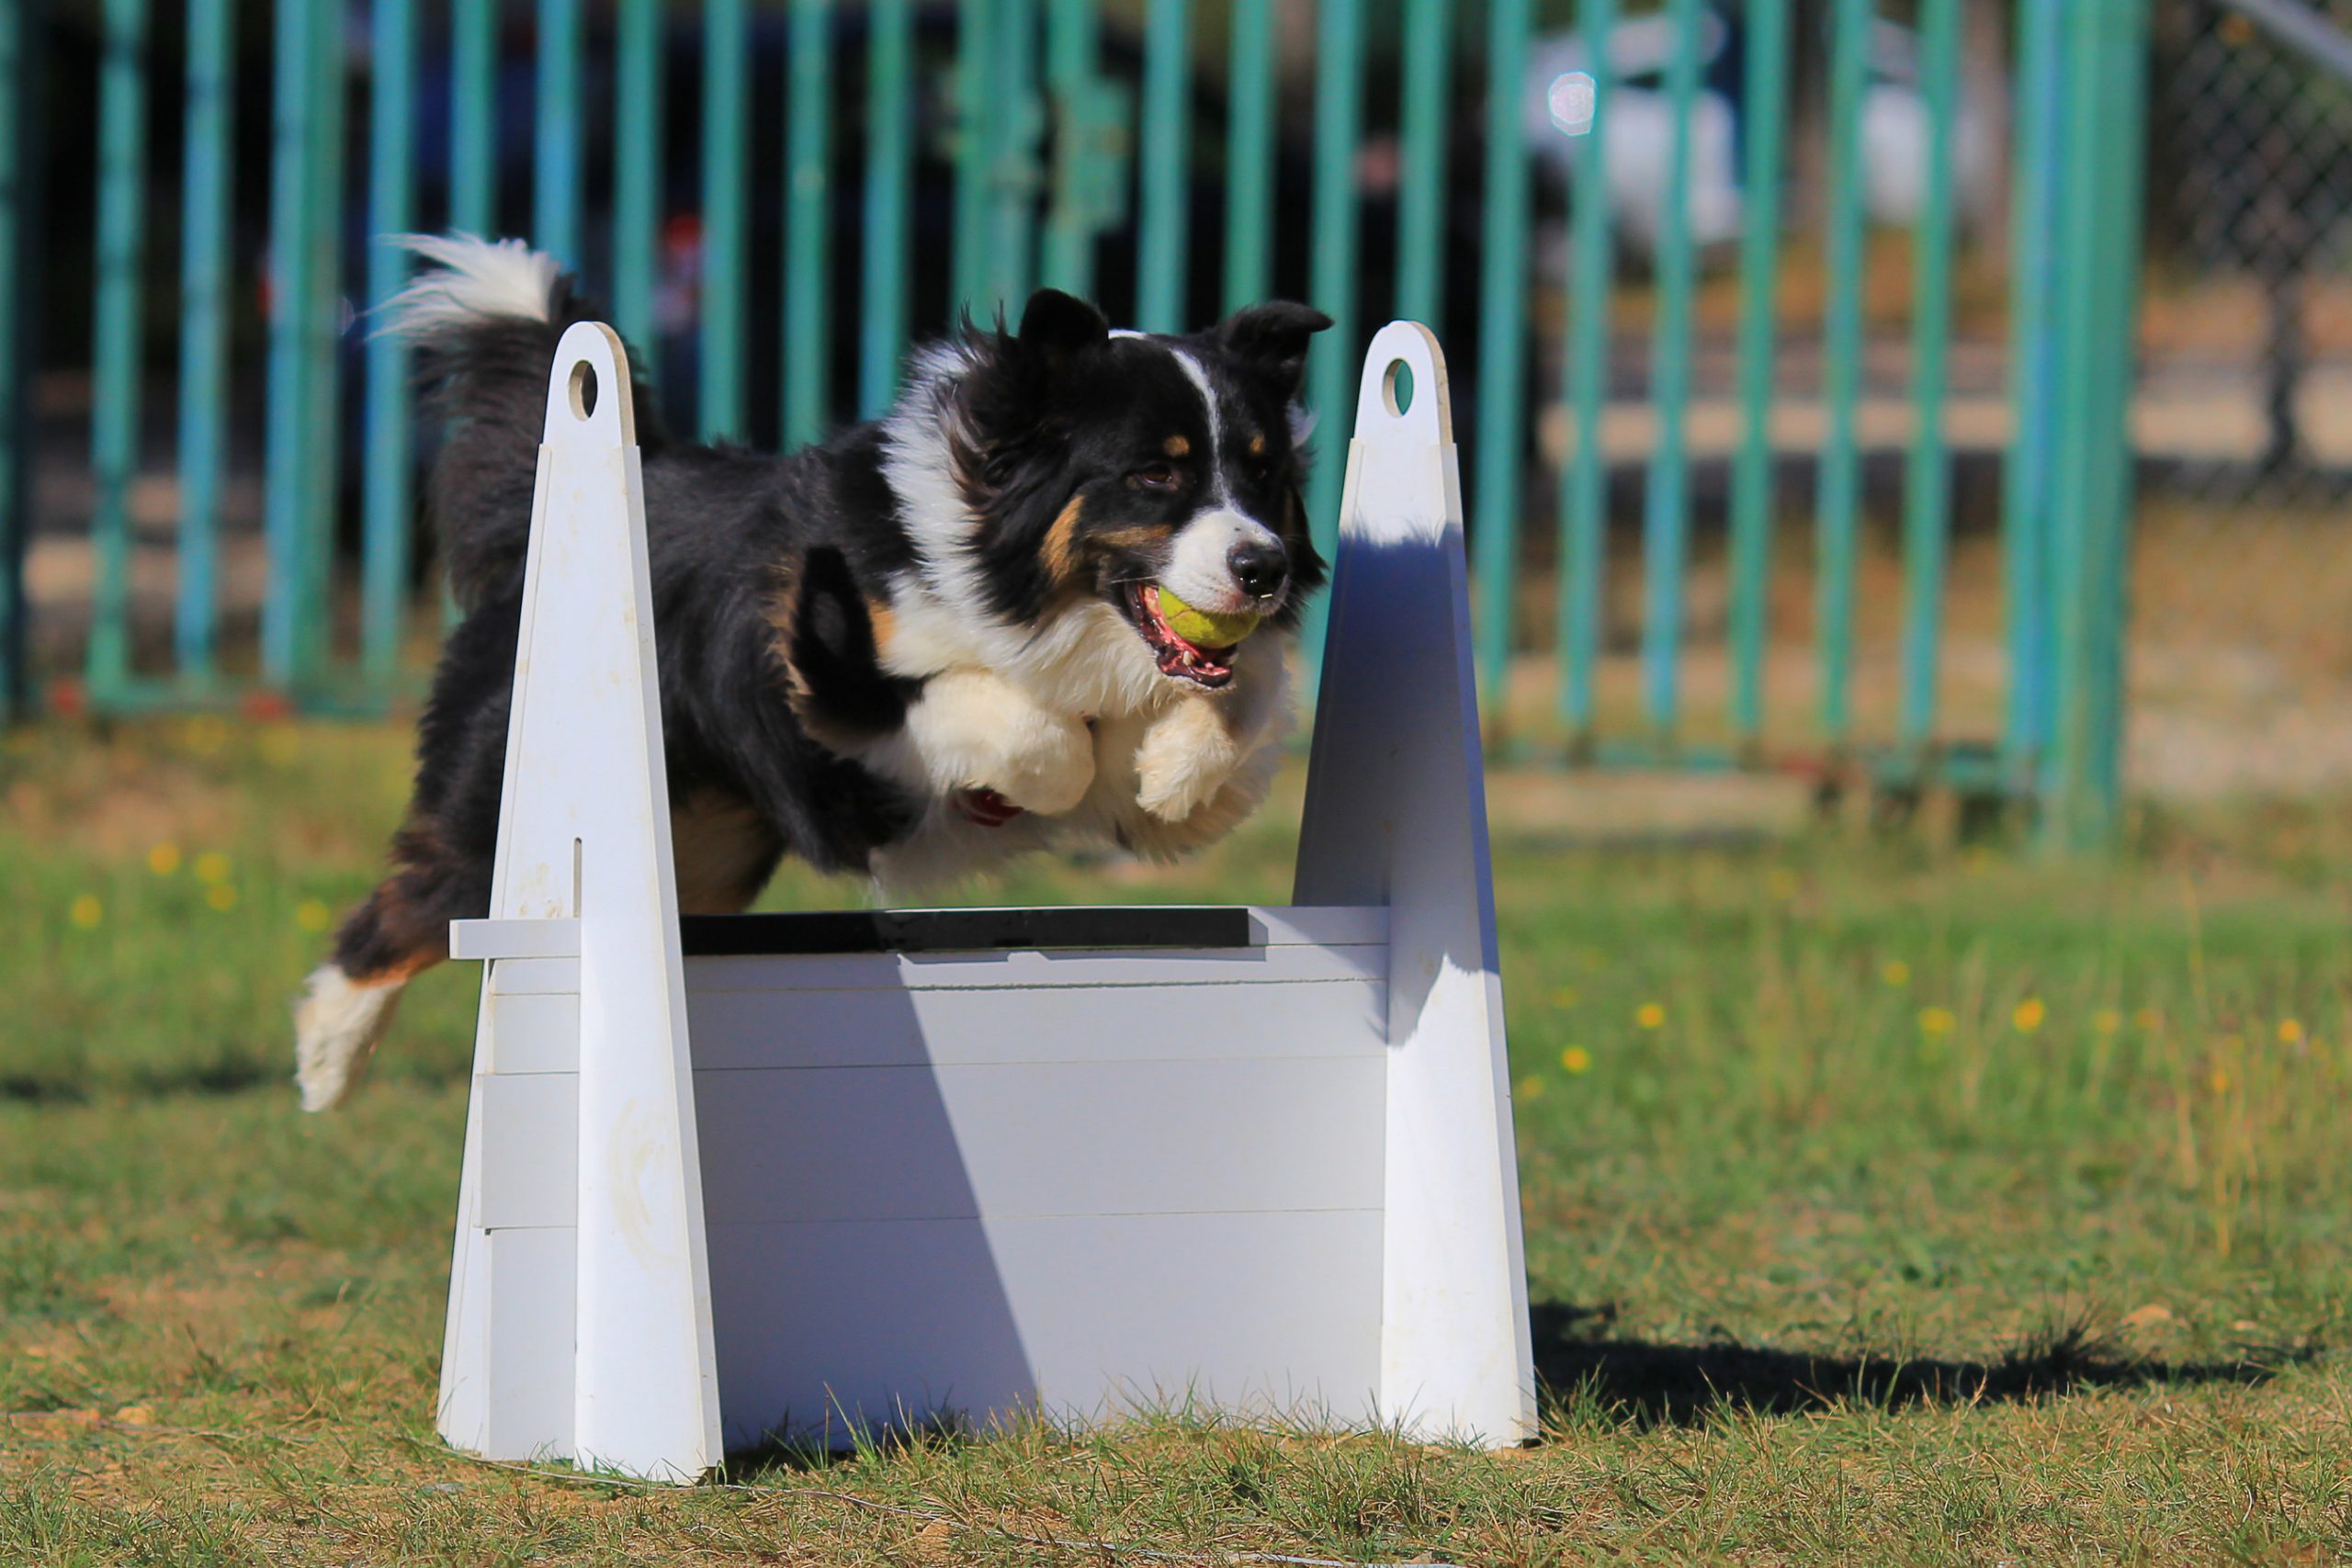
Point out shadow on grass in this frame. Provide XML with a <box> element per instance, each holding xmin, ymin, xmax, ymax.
<box><xmin>1532</xmin><ymin>1302</ymin><xmax>2312</xmax><ymax>1428</ymax></box>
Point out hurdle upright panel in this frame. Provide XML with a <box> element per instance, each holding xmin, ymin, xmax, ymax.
<box><xmin>436</xmin><ymin>320</ymin><xmax>1535</xmax><ymax>1481</ymax></box>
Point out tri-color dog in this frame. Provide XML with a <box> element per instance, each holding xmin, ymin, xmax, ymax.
<box><xmin>293</xmin><ymin>234</ymin><xmax>1331</xmax><ymax>1111</ymax></box>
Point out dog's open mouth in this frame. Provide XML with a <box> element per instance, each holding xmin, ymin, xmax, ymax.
<box><xmin>1127</xmin><ymin>584</ymin><xmax>1238</xmax><ymax>689</ymax></box>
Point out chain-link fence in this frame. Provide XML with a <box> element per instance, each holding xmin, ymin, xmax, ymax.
<box><xmin>2129</xmin><ymin>0</ymin><xmax>2352</xmax><ymax>802</ymax></box>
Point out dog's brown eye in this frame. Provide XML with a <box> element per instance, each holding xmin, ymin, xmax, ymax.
<box><xmin>1128</xmin><ymin>465</ymin><xmax>1180</xmax><ymax>492</ymax></box>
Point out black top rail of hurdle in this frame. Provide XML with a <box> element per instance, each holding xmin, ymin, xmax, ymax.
<box><xmin>677</xmin><ymin>906</ymin><xmax>1256</xmax><ymax>957</ymax></box>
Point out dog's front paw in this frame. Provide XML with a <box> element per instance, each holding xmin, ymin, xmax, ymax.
<box><xmin>1134</xmin><ymin>698</ymin><xmax>1242</xmax><ymax>823</ymax></box>
<box><xmin>906</xmin><ymin>669</ymin><xmax>1096</xmax><ymax>815</ymax></box>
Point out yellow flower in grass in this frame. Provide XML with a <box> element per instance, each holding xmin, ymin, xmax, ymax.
<box><xmin>1561</xmin><ymin>1046</ymin><xmax>1591</xmax><ymax>1075</ymax></box>
<box><xmin>257</xmin><ymin>727</ymin><xmax>299</xmax><ymax>766</ymax></box>
<box><xmin>1918</xmin><ymin>1007</ymin><xmax>1957</xmax><ymax>1037</ymax></box>
<box><xmin>295</xmin><ymin>898</ymin><xmax>333</xmax><ymax>934</ymax></box>
<box><xmin>1515</xmin><ymin>1075</ymin><xmax>1545</xmax><ymax>1102</ymax></box>
<box><xmin>2209</xmin><ymin>1068</ymin><xmax>2232</xmax><ymax>1096</ymax></box>
<box><xmin>1634</xmin><ymin>1002</ymin><xmax>1666</xmax><ymax>1031</ymax></box>
<box><xmin>2012</xmin><ymin>998</ymin><xmax>2046</xmax><ymax>1033</ymax></box>
<box><xmin>205</xmin><ymin>884</ymin><xmax>238</xmax><ymax>912</ymax></box>
<box><xmin>146</xmin><ymin>843</ymin><xmax>182</xmax><ymax>876</ymax></box>
<box><xmin>184</xmin><ymin>715</ymin><xmax>229</xmax><ymax>756</ymax></box>
<box><xmin>193</xmin><ymin>852</ymin><xmax>232</xmax><ymax>886</ymax></box>
<box><xmin>2278</xmin><ymin>1019</ymin><xmax>2305</xmax><ymax>1045</ymax></box>
<box><xmin>2093</xmin><ymin>1008</ymin><xmax>2123</xmax><ymax>1035</ymax></box>
<box><xmin>1881</xmin><ymin>961</ymin><xmax>1911</xmax><ymax>987</ymax></box>
<box><xmin>68</xmin><ymin>895</ymin><xmax>103</xmax><ymax>931</ymax></box>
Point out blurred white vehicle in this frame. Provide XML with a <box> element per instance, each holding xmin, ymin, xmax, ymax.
<box><xmin>1524</xmin><ymin>8</ymin><xmax>1989</xmax><ymax>259</ymax></box>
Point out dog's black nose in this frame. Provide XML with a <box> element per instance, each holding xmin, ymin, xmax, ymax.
<box><xmin>1227</xmin><ymin>539</ymin><xmax>1289</xmax><ymax>600</ymax></box>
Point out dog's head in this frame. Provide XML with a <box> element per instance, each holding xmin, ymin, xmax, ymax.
<box><xmin>925</xmin><ymin>290</ymin><xmax>1332</xmax><ymax>691</ymax></box>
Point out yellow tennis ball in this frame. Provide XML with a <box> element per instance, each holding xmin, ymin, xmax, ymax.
<box><xmin>1156</xmin><ymin>587</ymin><xmax>1260</xmax><ymax>649</ymax></box>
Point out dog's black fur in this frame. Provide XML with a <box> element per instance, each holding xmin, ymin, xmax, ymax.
<box><xmin>324</xmin><ymin>240</ymin><xmax>1329</xmax><ymax>1006</ymax></box>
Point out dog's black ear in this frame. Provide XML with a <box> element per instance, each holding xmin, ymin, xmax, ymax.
<box><xmin>1016</xmin><ymin>288</ymin><xmax>1110</xmax><ymax>370</ymax></box>
<box><xmin>1214</xmin><ymin>301</ymin><xmax>1333</xmax><ymax>402</ymax></box>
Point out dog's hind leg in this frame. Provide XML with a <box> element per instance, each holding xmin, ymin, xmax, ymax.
<box><xmin>295</xmin><ymin>826</ymin><xmax>489</xmax><ymax>1112</ymax></box>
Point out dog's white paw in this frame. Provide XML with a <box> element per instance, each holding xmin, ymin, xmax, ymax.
<box><xmin>1135</xmin><ymin>698</ymin><xmax>1242</xmax><ymax>823</ymax></box>
<box><xmin>905</xmin><ymin>669</ymin><xmax>1096</xmax><ymax>815</ymax></box>
<box><xmin>293</xmin><ymin>964</ymin><xmax>405</xmax><ymax>1113</ymax></box>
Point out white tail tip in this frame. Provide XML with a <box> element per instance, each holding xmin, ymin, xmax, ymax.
<box><xmin>293</xmin><ymin>964</ymin><xmax>406</xmax><ymax>1112</ymax></box>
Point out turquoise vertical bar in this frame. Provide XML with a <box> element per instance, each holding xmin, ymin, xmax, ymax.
<box><xmin>2041</xmin><ymin>0</ymin><xmax>2129</xmax><ymax>848</ymax></box>
<box><xmin>1470</xmin><ymin>0</ymin><xmax>1531</xmax><ymax>715</ymax></box>
<box><xmin>1396</xmin><ymin>0</ymin><xmax>1452</xmax><ymax>326</ymax></box>
<box><xmin>985</xmin><ymin>0</ymin><xmax>1040</xmax><ymax>311</ymax></box>
<box><xmin>263</xmin><ymin>0</ymin><xmax>317</xmax><ymax>684</ymax></box>
<box><xmin>1815</xmin><ymin>0</ymin><xmax>1872</xmax><ymax>747</ymax></box>
<box><xmin>1557</xmin><ymin>0</ymin><xmax>1618</xmax><ymax>747</ymax></box>
<box><xmin>1303</xmin><ymin>0</ymin><xmax>1364</xmax><ymax>670</ymax></box>
<box><xmin>2072</xmin><ymin>0</ymin><xmax>2147</xmax><ymax>842</ymax></box>
<box><xmin>1043</xmin><ymin>0</ymin><xmax>1101</xmax><ymax>299</ymax></box>
<box><xmin>1136</xmin><ymin>0</ymin><xmax>1192</xmax><ymax>332</ymax></box>
<box><xmin>175</xmin><ymin>0</ymin><xmax>234</xmax><ymax>680</ymax></box>
<box><xmin>0</xmin><ymin>0</ymin><xmax>22</xmax><ymax>715</ymax></box>
<box><xmin>1895</xmin><ymin>0</ymin><xmax>1960</xmax><ymax>757</ymax></box>
<box><xmin>860</xmin><ymin>0</ymin><xmax>913</xmax><ymax>415</ymax></box>
<box><xmin>1727</xmin><ymin>0</ymin><xmax>1790</xmax><ymax>751</ymax></box>
<box><xmin>784</xmin><ymin>0</ymin><xmax>832</xmax><ymax>448</ymax></box>
<box><xmin>702</xmin><ymin>0</ymin><xmax>748</xmax><ymax>438</ymax></box>
<box><xmin>87</xmin><ymin>0</ymin><xmax>150</xmax><ymax>694</ymax></box>
<box><xmin>2002</xmin><ymin>0</ymin><xmax>2064</xmax><ymax>784</ymax></box>
<box><xmin>449</xmin><ymin>0</ymin><xmax>495</xmax><ymax>234</ymax></box>
<box><xmin>536</xmin><ymin>0</ymin><xmax>582</xmax><ymax>264</ymax></box>
<box><xmin>363</xmin><ymin>0</ymin><xmax>419</xmax><ymax>687</ymax></box>
<box><xmin>297</xmin><ymin>3</ymin><xmax>345</xmax><ymax>677</ymax></box>
<box><xmin>1638</xmin><ymin>0</ymin><xmax>1704</xmax><ymax>739</ymax></box>
<box><xmin>614</xmin><ymin>0</ymin><xmax>662</xmax><ymax>353</ymax></box>
<box><xmin>1222</xmin><ymin>0</ymin><xmax>1274</xmax><ymax>312</ymax></box>
<box><xmin>951</xmin><ymin>0</ymin><xmax>996</xmax><ymax>318</ymax></box>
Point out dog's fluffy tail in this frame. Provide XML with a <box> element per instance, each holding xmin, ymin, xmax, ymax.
<box><xmin>379</xmin><ymin>232</ymin><xmax>669</xmax><ymax>610</ymax></box>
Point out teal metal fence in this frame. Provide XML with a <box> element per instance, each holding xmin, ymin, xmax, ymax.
<box><xmin>0</xmin><ymin>0</ymin><xmax>2154</xmax><ymax>842</ymax></box>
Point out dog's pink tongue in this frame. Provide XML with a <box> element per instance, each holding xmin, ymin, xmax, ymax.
<box><xmin>955</xmin><ymin>787</ymin><xmax>1023</xmax><ymax>828</ymax></box>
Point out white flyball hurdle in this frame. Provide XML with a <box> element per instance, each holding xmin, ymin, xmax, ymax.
<box><xmin>435</xmin><ymin>318</ymin><xmax>1535</xmax><ymax>1481</ymax></box>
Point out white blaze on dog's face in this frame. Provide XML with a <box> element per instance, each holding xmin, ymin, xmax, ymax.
<box><xmin>906</xmin><ymin>291</ymin><xmax>1333</xmax><ymax>694</ymax></box>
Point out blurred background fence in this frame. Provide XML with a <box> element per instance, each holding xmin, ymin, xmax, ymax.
<box><xmin>3</xmin><ymin>1</ymin><xmax>2347</xmax><ymax>842</ymax></box>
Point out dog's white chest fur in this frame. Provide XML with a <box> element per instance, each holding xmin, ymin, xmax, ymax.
<box><xmin>857</xmin><ymin>586</ymin><xmax>1294</xmax><ymax>892</ymax></box>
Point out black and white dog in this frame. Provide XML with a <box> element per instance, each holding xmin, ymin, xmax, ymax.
<box><xmin>293</xmin><ymin>234</ymin><xmax>1331</xmax><ymax>1111</ymax></box>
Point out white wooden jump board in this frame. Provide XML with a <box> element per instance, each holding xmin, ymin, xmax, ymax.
<box><xmin>447</xmin><ymin>902</ymin><xmax>1398</xmax><ymax>1454</ymax></box>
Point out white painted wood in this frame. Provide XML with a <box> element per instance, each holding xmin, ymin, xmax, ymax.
<box><xmin>691</xmin><ymin>1057</ymin><xmax>1385</xmax><ymax>1224</ymax></box>
<box><xmin>685</xmin><ymin>977</ymin><xmax>1386</xmax><ymax>1070</ymax></box>
<box><xmin>437</xmin><ymin>318</ymin><xmax>1530</xmax><ymax>1476</ymax></box>
<box><xmin>484</xmin><ymin>956</ymin><xmax>582</xmax><ymax>996</ymax></box>
<box><xmin>451</xmin><ymin>917</ymin><xmax>582</xmax><ymax>961</ymax></box>
<box><xmin>435</xmin><ymin>322</ymin><xmax>720</xmax><ymax>1482</ymax></box>
<box><xmin>434</xmin><ymin>1001</ymin><xmax>497</xmax><ymax>1456</ymax></box>
<box><xmin>486</xmin><ymin>992</ymin><xmax>582</xmax><ymax>1076</ymax></box>
<box><xmin>704</xmin><ymin>1210</ymin><xmax>1385</xmax><ymax>1448</ymax></box>
<box><xmin>1246</xmin><ymin>905</ymin><xmax>1387</xmax><ymax>948</ymax></box>
<box><xmin>478</xmin><ymin>1074</ymin><xmax>580</xmax><ymax>1229</ymax></box>
<box><xmin>1294</xmin><ymin>322</ymin><xmax>1538</xmax><ymax>1446</ymax></box>
<box><xmin>484</xmin><ymin>1226</ymin><xmax>577</xmax><ymax>1460</ymax></box>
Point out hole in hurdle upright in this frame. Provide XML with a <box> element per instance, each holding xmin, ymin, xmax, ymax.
<box><xmin>436</xmin><ymin>319</ymin><xmax>1534</xmax><ymax>1481</ymax></box>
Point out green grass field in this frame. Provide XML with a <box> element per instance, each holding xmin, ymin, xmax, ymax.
<box><xmin>5</xmin><ymin>717</ymin><xmax>2351</xmax><ymax>1564</ymax></box>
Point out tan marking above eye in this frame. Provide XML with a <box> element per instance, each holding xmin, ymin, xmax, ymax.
<box><xmin>1162</xmin><ymin>434</ymin><xmax>1191</xmax><ymax>457</ymax></box>
<box><xmin>1092</xmin><ymin>523</ymin><xmax>1177</xmax><ymax>550</ymax></box>
<box><xmin>1248</xmin><ymin>434</ymin><xmax>1267</xmax><ymax>457</ymax></box>
<box><xmin>865</xmin><ymin>597</ymin><xmax>897</xmax><ymax>654</ymax></box>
